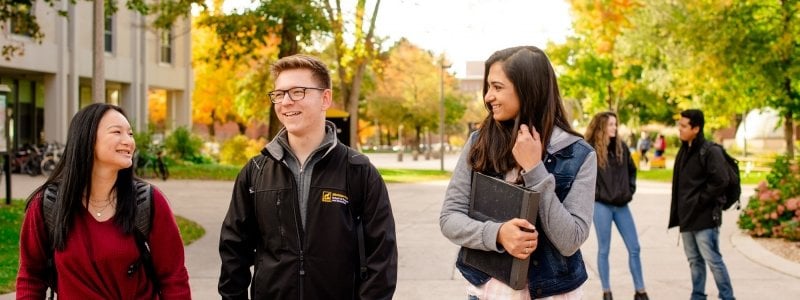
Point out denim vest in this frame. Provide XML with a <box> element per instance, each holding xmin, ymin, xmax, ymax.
<box><xmin>457</xmin><ymin>139</ymin><xmax>592</xmax><ymax>298</ymax></box>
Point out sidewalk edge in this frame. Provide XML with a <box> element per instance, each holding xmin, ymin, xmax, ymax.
<box><xmin>730</xmin><ymin>230</ymin><xmax>800</xmax><ymax>279</ymax></box>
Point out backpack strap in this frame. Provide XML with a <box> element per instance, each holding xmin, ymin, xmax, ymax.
<box><xmin>42</xmin><ymin>184</ymin><xmax>58</xmax><ymax>242</ymax></box>
<box><xmin>698</xmin><ymin>142</ymin><xmax>726</xmax><ymax>205</ymax></box>
<box><xmin>345</xmin><ymin>146</ymin><xmax>369</xmax><ymax>280</ymax></box>
<box><xmin>134</xmin><ymin>182</ymin><xmax>153</xmax><ymax>236</ymax></box>
<box><xmin>42</xmin><ymin>183</ymin><xmax>58</xmax><ymax>300</ymax></box>
<box><xmin>699</xmin><ymin>141</ymin><xmax>711</xmax><ymax>156</ymax></box>
<box><xmin>698</xmin><ymin>141</ymin><xmax>717</xmax><ymax>174</ymax></box>
<box><xmin>130</xmin><ymin>181</ymin><xmax>160</xmax><ymax>294</ymax></box>
<box><xmin>132</xmin><ymin>231</ymin><xmax>159</xmax><ymax>294</ymax></box>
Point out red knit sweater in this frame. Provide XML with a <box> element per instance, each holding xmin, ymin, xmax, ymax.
<box><xmin>16</xmin><ymin>187</ymin><xmax>191</xmax><ymax>299</ymax></box>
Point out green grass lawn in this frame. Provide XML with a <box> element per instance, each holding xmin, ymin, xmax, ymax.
<box><xmin>739</xmin><ymin>171</ymin><xmax>770</xmax><ymax>185</ymax></box>
<box><xmin>638</xmin><ymin>168</ymin><xmax>768</xmax><ymax>185</ymax></box>
<box><xmin>167</xmin><ymin>163</ymin><xmax>242</xmax><ymax>181</ymax></box>
<box><xmin>175</xmin><ymin>215</ymin><xmax>205</xmax><ymax>245</ymax></box>
<box><xmin>378</xmin><ymin>168</ymin><xmax>451</xmax><ymax>183</ymax></box>
<box><xmin>165</xmin><ymin>160</ymin><xmax>454</xmax><ymax>183</ymax></box>
<box><xmin>168</xmin><ymin>161</ymin><xmax>771</xmax><ymax>186</ymax></box>
<box><xmin>0</xmin><ymin>200</ymin><xmax>25</xmax><ymax>293</ymax></box>
<box><xmin>0</xmin><ymin>200</ymin><xmax>206</xmax><ymax>294</ymax></box>
<box><xmin>637</xmin><ymin>168</ymin><xmax>675</xmax><ymax>182</ymax></box>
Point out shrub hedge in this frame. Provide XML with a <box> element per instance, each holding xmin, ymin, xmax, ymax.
<box><xmin>738</xmin><ymin>155</ymin><xmax>800</xmax><ymax>241</ymax></box>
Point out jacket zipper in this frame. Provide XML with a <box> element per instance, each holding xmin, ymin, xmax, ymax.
<box><xmin>291</xmin><ymin>167</ymin><xmax>306</xmax><ymax>299</ymax></box>
<box><xmin>276</xmin><ymin>196</ymin><xmax>286</xmax><ymax>245</ymax></box>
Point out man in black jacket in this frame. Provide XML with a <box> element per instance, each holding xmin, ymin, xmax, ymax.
<box><xmin>669</xmin><ymin>109</ymin><xmax>735</xmax><ymax>300</ymax></box>
<box><xmin>218</xmin><ymin>54</ymin><xmax>398</xmax><ymax>299</ymax></box>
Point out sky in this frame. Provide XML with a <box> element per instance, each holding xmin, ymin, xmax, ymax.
<box><xmin>375</xmin><ymin>0</ymin><xmax>574</xmax><ymax>76</ymax></box>
<box><xmin>221</xmin><ymin>0</ymin><xmax>574</xmax><ymax>77</ymax></box>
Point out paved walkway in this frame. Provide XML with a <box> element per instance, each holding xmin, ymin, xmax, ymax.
<box><xmin>2</xmin><ymin>152</ymin><xmax>799</xmax><ymax>299</ymax></box>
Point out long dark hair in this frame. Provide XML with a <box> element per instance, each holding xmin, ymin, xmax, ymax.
<box><xmin>585</xmin><ymin>111</ymin><xmax>623</xmax><ymax>169</ymax></box>
<box><xmin>469</xmin><ymin>46</ymin><xmax>580</xmax><ymax>174</ymax></box>
<box><xmin>26</xmin><ymin>103</ymin><xmax>138</xmax><ymax>250</ymax></box>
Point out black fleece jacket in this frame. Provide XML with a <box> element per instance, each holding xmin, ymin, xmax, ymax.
<box><xmin>595</xmin><ymin>141</ymin><xmax>637</xmax><ymax>206</ymax></box>
<box><xmin>218</xmin><ymin>143</ymin><xmax>398</xmax><ymax>299</ymax></box>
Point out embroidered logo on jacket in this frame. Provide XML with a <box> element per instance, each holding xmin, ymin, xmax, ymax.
<box><xmin>322</xmin><ymin>191</ymin><xmax>349</xmax><ymax>205</ymax></box>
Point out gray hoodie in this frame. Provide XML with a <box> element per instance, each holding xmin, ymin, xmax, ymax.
<box><xmin>265</xmin><ymin>121</ymin><xmax>339</xmax><ymax>228</ymax></box>
<box><xmin>439</xmin><ymin>127</ymin><xmax>597</xmax><ymax>256</ymax></box>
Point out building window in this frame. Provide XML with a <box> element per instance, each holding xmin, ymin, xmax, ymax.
<box><xmin>9</xmin><ymin>2</ymin><xmax>35</xmax><ymax>37</ymax></box>
<box><xmin>104</xmin><ymin>15</ymin><xmax>114</xmax><ymax>53</ymax></box>
<box><xmin>159</xmin><ymin>28</ymin><xmax>173</xmax><ymax>64</ymax></box>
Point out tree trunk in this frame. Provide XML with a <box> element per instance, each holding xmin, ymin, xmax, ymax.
<box><xmin>208</xmin><ymin>123</ymin><xmax>216</xmax><ymax>140</ymax></box>
<box><xmin>323</xmin><ymin>0</ymin><xmax>381</xmax><ymax>149</ymax></box>
<box><xmin>347</xmin><ymin>63</ymin><xmax>367</xmax><ymax>148</ymax></box>
<box><xmin>267</xmin><ymin>107</ymin><xmax>282</xmax><ymax>141</ymax></box>
<box><xmin>414</xmin><ymin>125</ymin><xmax>422</xmax><ymax>152</ymax></box>
<box><xmin>236</xmin><ymin>121</ymin><xmax>248</xmax><ymax>136</ymax></box>
<box><xmin>377</xmin><ymin>123</ymin><xmax>383</xmax><ymax>146</ymax></box>
<box><xmin>780</xmin><ymin>0</ymin><xmax>795</xmax><ymax>159</ymax></box>
<box><xmin>267</xmin><ymin>24</ymin><xmax>300</xmax><ymax>140</ymax></box>
<box><xmin>92</xmin><ymin>0</ymin><xmax>105</xmax><ymax>103</ymax></box>
<box><xmin>784</xmin><ymin>111</ymin><xmax>794</xmax><ymax>159</ymax></box>
<box><xmin>209</xmin><ymin>110</ymin><xmax>217</xmax><ymax>139</ymax></box>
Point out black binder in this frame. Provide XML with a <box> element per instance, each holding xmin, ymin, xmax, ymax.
<box><xmin>462</xmin><ymin>172</ymin><xmax>541</xmax><ymax>290</ymax></box>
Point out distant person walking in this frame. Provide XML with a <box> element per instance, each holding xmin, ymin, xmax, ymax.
<box><xmin>654</xmin><ymin>134</ymin><xmax>666</xmax><ymax>158</ymax></box>
<box><xmin>670</xmin><ymin>109</ymin><xmax>735</xmax><ymax>300</ymax></box>
<box><xmin>585</xmin><ymin>112</ymin><xmax>649</xmax><ymax>300</ymax></box>
<box><xmin>637</xmin><ymin>132</ymin><xmax>651</xmax><ymax>164</ymax></box>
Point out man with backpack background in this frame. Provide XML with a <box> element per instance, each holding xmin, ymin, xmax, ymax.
<box><xmin>669</xmin><ymin>109</ymin><xmax>736</xmax><ymax>300</ymax></box>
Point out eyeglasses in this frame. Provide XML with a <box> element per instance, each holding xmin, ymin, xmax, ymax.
<box><xmin>268</xmin><ymin>87</ymin><xmax>327</xmax><ymax>104</ymax></box>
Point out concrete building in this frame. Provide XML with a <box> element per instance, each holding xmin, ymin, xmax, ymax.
<box><xmin>734</xmin><ymin>108</ymin><xmax>790</xmax><ymax>153</ymax></box>
<box><xmin>459</xmin><ymin>61</ymin><xmax>484</xmax><ymax>95</ymax></box>
<box><xmin>458</xmin><ymin>61</ymin><xmax>485</xmax><ymax>133</ymax></box>
<box><xmin>0</xmin><ymin>1</ymin><xmax>192</xmax><ymax>150</ymax></box>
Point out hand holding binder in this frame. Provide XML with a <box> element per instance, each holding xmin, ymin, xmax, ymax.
<box><xmin>461</xmin><ymin>172</ymin><xmax>541</xmax><ymax>290</ymax></box>
<box><xmin>497</xmin><ymin>218</ymin><xmax>538</xmax><ymax>260</ymax></box>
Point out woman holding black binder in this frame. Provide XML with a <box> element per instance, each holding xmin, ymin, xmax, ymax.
<box><xmin>585</xmin><ymin>112</ymin><xmax>649</xmax><ymax>300</ymax></box>
<box><xmin>440</xmin><ymin>46</ymin><xmax>597</xmax><ymax>299</ymax></box>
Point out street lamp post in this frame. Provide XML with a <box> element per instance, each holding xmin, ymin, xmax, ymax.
<box><xmin>0</xmin><ymin>84</ymin><xmax>11</xmax><ymax>205</ymax></box>
<box><xmin>440</xmin><ymin>62</ymin><xmax>451</xmax><ymax>171</ymax></box>
<box><xmin>397</xmin><ymin>124</ymin><xmax>404</xmax><ymax>162</ymax></box>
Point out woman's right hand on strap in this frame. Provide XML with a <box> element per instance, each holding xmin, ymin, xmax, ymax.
<box><xmin>497</xmin><ymin>218</ymin><xmax>538</xmax><ymax>259</ymax></box>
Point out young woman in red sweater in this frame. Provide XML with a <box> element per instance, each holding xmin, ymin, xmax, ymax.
<box><xmin>16</xmin><ymin>103</ymin><xmax>190</xmax><ymax>299</ymax></box>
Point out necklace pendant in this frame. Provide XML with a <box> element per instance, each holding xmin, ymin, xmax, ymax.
<box><xmin>96</xmin><ymin>212</ymin><xmax>101</xmax><ymax>217</ymax></box>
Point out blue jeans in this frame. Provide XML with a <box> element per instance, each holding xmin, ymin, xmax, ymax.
<box><xmin>681</xmin><ymin>228</ymin><xmax>735</xmax><ymax>300</ymax></box>
<box><xmin>593</xmin><ymin>202</ymin><xmax>645</xmax><ymax>291</ymax></box>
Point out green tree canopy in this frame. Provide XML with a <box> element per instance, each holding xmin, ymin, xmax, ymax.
<box><xmin>618</xmin><ymin>0</ymin><xmax>800</xmax><ymax>156</ymax></box>
<box><xmin>366</xmin><ymin>39</ymin><xmax>467</xmax><ymax>149</ymax></box>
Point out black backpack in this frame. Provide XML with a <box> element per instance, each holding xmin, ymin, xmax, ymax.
<box><xmin>700</xmin><ymin>142</ymin><xmax>742</xmax><ymax>210</ymax></box>
<box><xmin>41</xmin><ymin>181</ymin><xmax>159</xmax><ymax>298</ymax></box>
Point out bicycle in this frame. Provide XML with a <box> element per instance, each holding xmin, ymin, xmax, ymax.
<box><xmin>135</xmin><ymin>148</ymin><xmax>169</xmax><ymax>181</ymax></box>
<box><xmin>40</xmin><ymin>142</ymin><xmax>64</xmax><ymax>177</ymax></box>
<box><xmin>10</xmin><ymin>144</ymin><xmax>42</xmax><ymax>176</ymax></box>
